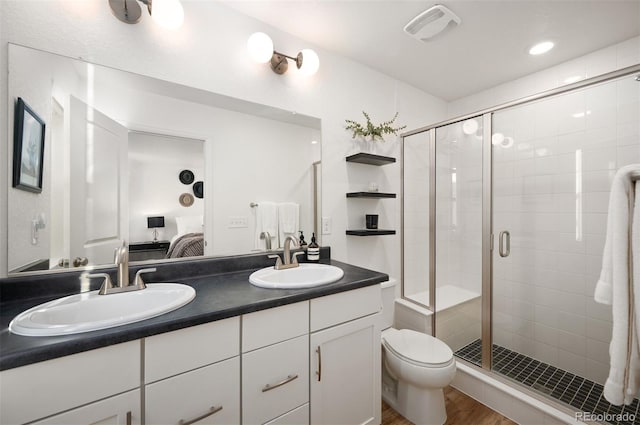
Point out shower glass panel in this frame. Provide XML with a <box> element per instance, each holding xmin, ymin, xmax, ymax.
<box><xmin>402</xmin><ymin>130</ymin><xmax>432</xmax><ymax>310</ymax></box>
<box><xmin>434</xmin><ymin>118</ymin><xmax>483</xmax><ymax>355</ymax></box>
<box><xmin>490</xmin><ymin>73</ymin><xmax>640</xmax><ymax>414</ymax></box>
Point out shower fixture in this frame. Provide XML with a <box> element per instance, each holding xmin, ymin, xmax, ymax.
<box><xmin>404</xmin><ymin>4</ymin><xmax>461</xmax><ymax>42</ymax></box>
<box><xmin>109</xmin><ymin>0</ymin><xmax>184</xmax><ymax>30</ymax></box>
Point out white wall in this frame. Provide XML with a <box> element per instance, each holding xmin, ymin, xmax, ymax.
<box><xmin>447</xmin><ymin>36</ymin><xmax>640</xmax><ymax>118</ymax></box>
<box><xmin>128</xmin><ymin>132</ymin><xmax>205</xmax><ymax>244</ymax></box>
<box><xmin>6</xmin><ymin>46</ymin><xmax>84</xmax><ymax>271</ymax></box>
<box><xmin>95</xmin><ymin>81</ymin><xmax>319</xmax><ymax>256</ymax></box>
<box><xmin>0</xmin><ymin>0</ymin><xmax>447</xmax><ymax>278</ymax></box>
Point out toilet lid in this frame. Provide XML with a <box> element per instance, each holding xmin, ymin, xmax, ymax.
<box><xmin>383</xmin><ymin>329</ymin><xmax>453</xmax><ymax>366</ymax></box>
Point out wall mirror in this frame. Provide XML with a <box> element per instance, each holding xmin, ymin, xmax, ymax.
<box><xmin>7</xmin><ymin>44</ymin><xmax>322</xmax><ymax>275</ymax></box>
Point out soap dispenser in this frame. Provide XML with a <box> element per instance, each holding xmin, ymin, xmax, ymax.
<box><xmin>299</xmin><ymin>231</ymin><xmax>307</xmax><ymax>248</ymax></box>
<box><xmin>307</xmin><ymin>232</ymin><xmax>320</xmax><ymax>262</ymax></box>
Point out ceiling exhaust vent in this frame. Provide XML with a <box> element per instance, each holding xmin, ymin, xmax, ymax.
<box><xmin>404</xmin><ymin>4</ymin><xmax>461</xmax><ymax>42</ymax></box>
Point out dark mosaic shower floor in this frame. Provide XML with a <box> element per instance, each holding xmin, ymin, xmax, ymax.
<box><xmin>455</xmin><ymin>339</ymin><xmax>640</xmax><ymax>425</ymax></box>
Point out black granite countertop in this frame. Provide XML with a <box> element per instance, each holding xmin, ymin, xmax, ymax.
<box><xmin>0</xmin><ymin>250</ymin><xmax>387</xmax><ymax>371</ymax></box>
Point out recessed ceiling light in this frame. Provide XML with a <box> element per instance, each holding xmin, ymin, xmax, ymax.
<box><xmin>529</xmin><ymin>41</ymin><xmax>554</xmax><ymax>56</ymax></box>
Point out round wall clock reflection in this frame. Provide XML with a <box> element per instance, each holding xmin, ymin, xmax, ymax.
<box><xmin>179</xmin><ymin>169</ymin><xmax>194</xmax><ymax>185</ymax></box>
<box><xmin>179</xmin><ymin>193</ymin><xmax>194</xmax><ymax>207</ymax></box>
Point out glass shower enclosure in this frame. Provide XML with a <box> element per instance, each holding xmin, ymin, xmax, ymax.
<box><xmin>402</xmin><ymin>68</ymin><xmax>640</xmax><ymax>419</ymax></box>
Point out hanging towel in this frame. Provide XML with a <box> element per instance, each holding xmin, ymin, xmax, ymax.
<box><xmin>254</xmin><ymin>202</ymin><xmax>278</xmax><ymax>250</ymax></box>
<box><xmin>278</xmin><ymin>202</ymin><xmax>299</xmax><ymax>248</ymax></box>
<box><xmin>594</xmin><ymin>164</ymin><xmax>640</xmax><ymax>405</ymax></box>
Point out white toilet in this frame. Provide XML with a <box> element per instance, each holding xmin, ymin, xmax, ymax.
<box><xmin>380</xmin><ymin>280</ymin><xmax>456</xmax><ymax>425</ymax></box>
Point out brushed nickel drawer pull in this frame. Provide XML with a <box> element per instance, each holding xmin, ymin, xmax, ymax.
<box><xmin>316</xmin><ymin>346</ymin><xmax>322</xmax><ymax>382</ymax></box>
<box><xmin>262</xmin><ymin>374</ymin><xmax>299</xmax><ymax>392</ymax></box>
<box><xmin>179</xmin><ymin>405</ymin><xmax>223</xmax><ymax>425</ymax></box>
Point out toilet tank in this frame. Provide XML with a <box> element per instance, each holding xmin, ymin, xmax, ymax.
<box><xmin>381</xmin><ymin>279</ymin><xmax>397</xmax><ymax>329</ymax></box>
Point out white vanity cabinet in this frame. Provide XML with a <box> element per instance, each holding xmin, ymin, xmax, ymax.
<box><xmin>0</xmin><ymin>283</ymin><xmax>383</xmax><ymax>425</ymax></box>
<box><xmin>0</xmin><ymin>341</ymin><xmax>141</xmax><ymax>425</ymax></box>
<box><xmin>242</xmin><ymin>301</ymin><xmax>310</xmax><ymax>425</ymax></box>
<box><xmin>309</xmin><ymin>285</ymin><xmax>382</xmax><ymax>425</ymax></box>
<box><xmin>144</xmin><ymin>317</ymin><xmax>241</xmax><ymax>425</ymax></box>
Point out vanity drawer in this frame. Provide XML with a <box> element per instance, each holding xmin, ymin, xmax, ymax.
<box><xmin>146</xmin><ymin>356</ymin><xmax>240</xmax><ymax>425</ymax></box>
<box><xmin>264</xmin><ymin>403</ymin><xmax>309</xmax><ymax>425</ymax></box>
<box><xmin>242</xmin><ymin>334</ymin><xmax>309</xmax><ymax>424</ymax></box>
<box><xmin>242</xmin><ymin>301</ymin><xmax>308</xmax><ymax>352</ymax></box>
<box><xmin>0</xmin><ymin>341</ymin><xmax>140</xmax><ymax>425</ymax></box>
<box><xmin>310</xmin><ymin>284</ymin><xmax>381</xmax><ymax>332</ymax></box>
<box><xmin>145</xmin><ymin>317</ymin><xmax>239</xmax><ymax>383</ymax></box>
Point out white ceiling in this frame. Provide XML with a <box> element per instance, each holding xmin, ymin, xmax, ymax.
<box><xmin>222</xmin><ymin>0</ymin><xmax>640</xmax><ymax>101</ymax></box>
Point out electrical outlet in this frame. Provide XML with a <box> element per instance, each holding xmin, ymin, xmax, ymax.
<box><xmin>322</xmin><ymin>217</ymin><xmax>332</xmax><ymax>235</ymax></box>
<box><xmin>228</xmin><ymin>216</ymin><xmax>248</xmax><ymax>228</ymax></box>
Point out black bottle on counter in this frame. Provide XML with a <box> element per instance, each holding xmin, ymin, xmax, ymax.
<box><xmin>307</xmin><ymin>233</ymin><xmax>320</xmax><ymax>262</ymax></box>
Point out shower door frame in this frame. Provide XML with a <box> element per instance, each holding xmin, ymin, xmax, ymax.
<box><xmin>401</xmin><ymin>63</ymin><xmax>640</xmax><ymax>371</ymax></box>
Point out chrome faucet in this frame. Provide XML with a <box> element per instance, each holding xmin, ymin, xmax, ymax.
<box><xmin>268</xmin><ymin>235</ymin><xmax>303</xmax><ymax>270</ymax></box>
<box><xmin>87</xmin><ymin>241</ymin><xmax>156</xmax><ymax>295</ymax></box>
<box><xmin>260</xmin><ymin>231</ymin><xmax>272</xmax><ymax>250</ymax></box>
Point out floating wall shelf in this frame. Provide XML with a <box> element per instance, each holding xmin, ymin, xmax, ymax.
<box><xmin>346</xmin><ymin>192</ymin><xmax>396</xmax><ymax>199</ymax></box>
<box><xmin>346</xmin><ymin>230</ymin><xmax>396</xmax><ymax>236</ymax></box>
<box><xmin>345</xmin><ymin>153</ymin><xmax>396</xmax><ymax>166</ymax></box>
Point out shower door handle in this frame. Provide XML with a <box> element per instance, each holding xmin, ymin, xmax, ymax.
<box><xmin>499</xmin><ymin>231</ymin><xmax>510</xmax><ymax>257</ymax></box>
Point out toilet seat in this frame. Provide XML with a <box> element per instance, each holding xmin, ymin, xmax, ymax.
<box><xmin>383</xmin><ymin>329</ymin><xmax>453</xmax><ymax>368</ymax></box>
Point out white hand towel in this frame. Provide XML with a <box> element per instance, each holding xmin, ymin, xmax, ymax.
<box><xmin>278</xmin><ymin>202</ymin><xmax>299</xmax><ymax>247</ymax></box>
<box><xmin>254</xmin><ymin>202</ymin><xmax>278</xmax><ymax>250</ymax></box>
<box><xmin>594</xmin><ymin>164</ymin><xmax>640</xmax><ymax>405</ymax></box>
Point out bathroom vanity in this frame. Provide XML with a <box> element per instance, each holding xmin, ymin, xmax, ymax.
<box><xmin>0</xmin><ymin>251</ymin><xmax>386</xmax><ymax>425</ymax></box>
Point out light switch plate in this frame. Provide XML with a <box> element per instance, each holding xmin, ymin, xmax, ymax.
<box><xmin>228</xmin><ymin>216</ymin><xmax>248</xmax><ymax>228</ymax></box>
<box><xmin>322</xmin><ymin>217</ymin><xmax>332</xmax><ymax>235</ymax></box>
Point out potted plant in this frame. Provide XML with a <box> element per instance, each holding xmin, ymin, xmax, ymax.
<box><xmin>345</xmin><ymin>111</ymin><xmax>406</xmax><ymax>142</ymax></box>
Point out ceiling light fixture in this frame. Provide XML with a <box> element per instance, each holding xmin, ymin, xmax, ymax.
<box><xmin>529</xmin><ymin>41</ymin><xmax>554</xmax><ymax>56</ymax></box>
<box><xmin>109</xmin><ymin>0</ymin><xmax>184</xmax><ymax>30</ymax></box>
<box><xmin>247</xmin><ymin>32</ymin><xmax>319</xmax><ymax>76</ymax></box>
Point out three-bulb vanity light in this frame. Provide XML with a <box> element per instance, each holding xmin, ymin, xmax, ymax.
<box><xmin>109</xmin><ymin>0</ymin><xmax>184</xmax><ymax>30</ymax></box>
<box><xmin>247</xmin><ymin>32</ymin><xmax>320</xmax><ymax>76</ymax></box>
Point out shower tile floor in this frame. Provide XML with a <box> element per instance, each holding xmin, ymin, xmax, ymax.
<box><xmin>455</xmin><ymin>339</ymin><xmax>640</xmax><ymax>425</ymax></box>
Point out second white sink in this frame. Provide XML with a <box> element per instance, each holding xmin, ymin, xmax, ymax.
<box><xmin>249</xmin><ymin>264</ymin><xmax>344</xmax><ymax>289</ymax></box>
<box><xmin>9</xmin><ymin>283</ymin><xmax>196</xmax><ymax>337</ymax></box>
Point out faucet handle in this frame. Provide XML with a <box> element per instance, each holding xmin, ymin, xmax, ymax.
<box><xmin>268</xmin><ymin>254</ymin><xmax>283</xmax><ymax>269</ymax></box>
<box><xmin>87</xmin><ymin>273</ymin><xmax>115</xmax><ymax>295</ymax></box>
<box><xmin>134</xmin><ymin>268</ymin><xmax>156</xmax><ymax>289</ymax></box>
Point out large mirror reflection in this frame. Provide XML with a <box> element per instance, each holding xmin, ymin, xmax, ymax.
<box><xmin>7</xmin><ymin>44</ymin><xmax>321</xmax><ymax>275</ymax></box>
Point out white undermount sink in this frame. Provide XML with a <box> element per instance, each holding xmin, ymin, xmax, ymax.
<box><xmin>249</xmin><ymin>263</ymin><xmax>344</xmax><ymax>289</ymax></box>
<box><xmin>9</xmin><ymin>283</ymin><xmax>196</xmax><ymax>337</ymax></box>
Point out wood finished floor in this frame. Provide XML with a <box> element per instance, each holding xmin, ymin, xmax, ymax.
<box><xmin>382</xmin><ymin>386</ymin><xmax>518</xmax><ymax>425</ymax></box>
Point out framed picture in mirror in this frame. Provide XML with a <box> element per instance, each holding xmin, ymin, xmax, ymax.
<box><xmin>12</xmin><ymin>97</ymin><xmax>45</xmax><ymax>193</ymax></box>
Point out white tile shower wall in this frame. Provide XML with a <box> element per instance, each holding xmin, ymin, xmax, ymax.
<box><xmin>403</xmin><ymin>131</ymin><xmax>430</xmax><ymax>300</ymax></box>
<box><xmin>435</xmin><ymin>120</ymin><xmax>483</xmax><ymax>296</ymax></box>
<box><xmin>491</xmin><ymin>75</ymin><xmax>640</xmax><ymax>385</ymax></box>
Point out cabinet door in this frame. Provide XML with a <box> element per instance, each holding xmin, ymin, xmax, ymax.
<box><xmin>146</xmin><ymin>357</ymin><xmax>240</xmax><ymax>425</ymax></box>
<box><xmin>243</xmin><ymin>335</ymin><xmax>309</xmax><ymax>424</ymax></box>
<box><xmin>31</xmin><ymin>390</ymin><xmax>140</xmax><ymax>425</ymax></box>
<box><xmin>310</xmin><ymin>314</ymin><xmax>380</xmax><ymax>425</ymax></box>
